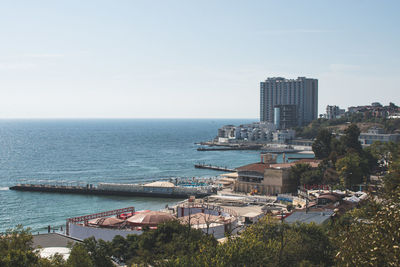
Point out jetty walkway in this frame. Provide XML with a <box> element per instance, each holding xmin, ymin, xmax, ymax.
<box><xmin>9</xmin><ymin>181</ymin><xmax>210</xmax><ymax>199</ymax></box>
<box><xmin>197</xmin><ymin>145</ymin><xmax>262</xmax><ymax>151</ymax></box>
<box><xmin>194</xmin><ymin>163</ymin><xmax>235</xmax><ymax>172</ymax></box>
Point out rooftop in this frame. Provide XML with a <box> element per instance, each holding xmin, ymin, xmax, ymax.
<box><xmin>235</xmin><ymin>162</ymin><xmax>271</xmax><ymax>173</ymax></box>
<box><xmin>236</xmin><ymin>159</ymin><xmax>321</xmax><ymax>172</ymax></box>
<box><xmin>32</xmin><ymin>233</ymin><xmax>81</xmax><ymax>249</ymax></box>
<box><xmin>269</xmin><ymin>159</ymin><xmax>321</xmax><ymax>169</ymax></box>
<box><xmin>284</xmin><ymin>210</ymin><xmax>334</xmax><ymax>225</ymax></box>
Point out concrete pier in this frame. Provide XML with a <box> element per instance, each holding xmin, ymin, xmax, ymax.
<box><xmin>194</xmin><ymin>163</ymin><xmax>235</xmax><ymax>172</ymax></box>
<box><xmin>9</xmin><ymin>183</ymin><xmax>208</xmax><ymax>199</ymax></box>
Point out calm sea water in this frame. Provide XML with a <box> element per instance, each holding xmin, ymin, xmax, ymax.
<box><xmin>0</xmin><ymin>119</ymin><xmax>310</xmax><ymax>233</ymax></box>
<box><xmin>0</xmin><ymin>119</ymin><xmax>260</xmax><ymax>233</ymax></box>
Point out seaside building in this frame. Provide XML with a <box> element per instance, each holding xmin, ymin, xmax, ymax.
<box><xmin>260</xmin><ymin>77</ymin><xmax>318</xmax><ymax>126</ymax></box>
<box><xmin>216</xmin><ymin>122</ymin><xmax>276</xmax><ymax>143</ymax></box>
<box><xmin>66</xmin><ymin>205</ymin><xmax>239</xmax><ymax>241</ymax></box>
<box><xmin>272</xmin><ymin>129</ymin><xmax>296</xmax><ymax>144</ymax></box>
<box><xmin>233</xmin><ymin>157</ymin><xmax>320</xmax><ymax>195</ymax></box>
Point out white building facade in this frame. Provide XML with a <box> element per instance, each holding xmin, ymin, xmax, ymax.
<box><xmin>260</xmin><ymin>77</ymin><xmax>318</xmax><ymax>126</ymax></box>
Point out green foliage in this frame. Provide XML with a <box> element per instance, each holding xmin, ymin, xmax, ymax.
<box><xmin>333</xmin><ymin>188</ymin><xmax>400</xmax><ymax>266</ymax></box>
<box><xmin>336</xmin><ymin>153</ymin><xmax>369</xmax><ymax>188</ymax></box>
<box><xmin>384</xmin><ymin>157</ymin><xmax>400</xmax><ymax>193</ymax></box>
<box><xmin>384</xmin><ymin>118</ymin><xmax>400</xmax><ymax>133</ymax></box>
<box><xmin>82</xmin><ymin>237</ymin><xmax>113</xmax><ymax>267</ymax></box>
<box><xmin>340</xmin><ymin>124</ymin><xmax>363</xmax><ymax>154</ymax></box>
<box><xmin>289</xmin><ymin>163</ymin><xmax>313</xmax><ymax>187</ymax></box>
<box><xmin>110</xmin><ymin>234</ymin><xmax>131</xmax><ymax>263</ymax></box>
<box><xmin>295</xmin><ymin>113</ymin><xmax>400</xmax><ymax>139</ymax></box>
<box><xmin>100</xmin><ymin>220</ymin><xmax>217</xmax><ymax>266</ymax></box>
<box><xmin>289</xmin><ymin>163</ymin><xmax>324</xmax><ymax>186</ymax></box>
<box><xmin>366</xmin><ymin>141</ymin><xmax>399</xmax><ymax>172</ymax></box>
<box><xmin>312</xmin><ymin>128</ymin><xmax>333</xmax><ymax>159</ymax></box>
<box><xmin>322</xmin><ymin>166</ymin><xmax>340</xmax><ymax>185</ymax></box>
<box><xmin>37</xmin><ymin>252</ymin><xmax>68</xmax><ymax>267</ymax></box>
<box><xmin>66</xmin><ymin>243</ymin><xmax>93</xmax><ymax>267</ymax></box>
<box><xmin>0</xmin><ymin>225</ymin><xmax>39</xmax><ymax>267</ymax></box>
<box><xmin>171</xmin><ymin>217</ymin><xmax>334</xmax><ymax>267</ymax></box>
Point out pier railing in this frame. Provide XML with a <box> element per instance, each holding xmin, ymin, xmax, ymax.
<box><xmin>177</xmin><ymin>202</ymin><xmax>238</xmax><ymax>217</ymax></box>
<box><xmin>66</xmin><ymin>207</ymin><xmax>135</xmax><ymax>235</ymax></box>
<box><xmin>194</xmin><ymin>163</ymin><xmax>236</xmax><ymax>172</ymax></box>
<box><xmin>97</xmin><ymin>183</ymin><xmax>214</xmax><ymax>195</ymax></box>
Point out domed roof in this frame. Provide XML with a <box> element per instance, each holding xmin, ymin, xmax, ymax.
<box><xmin>88</xmin><ymin>217</ymin><xmax>124</xmax><ymax>226</ymax></box>
<box><xmin>126</xmin><ymin>211</ymin><xmax>175</xmax><ymax>225</ymax></box>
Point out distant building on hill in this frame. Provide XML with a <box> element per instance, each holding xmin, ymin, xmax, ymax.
<box><xmin>260</xmin><ymin>77</ymin><xmax>318</xmax><ymax>126</ymax></box>
<box><xmin>359</xmin><ymin>127</ymin><xmax>400</xmax><ymax>145</ymax></box>
<box><xmin>326</xmin><ymin>105</ymin><xmax>345</xmax><ymax>120</ymax></box>
<box><xmin>347</xmin><ymin>102</ymin><xmax>400</xmax><ymax>119</ymax></box>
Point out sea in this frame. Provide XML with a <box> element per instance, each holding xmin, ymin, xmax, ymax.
<box><xmin>0</xmin><ymin>119</ymin><xmax>310</xmax><ymax>233</ymax></box>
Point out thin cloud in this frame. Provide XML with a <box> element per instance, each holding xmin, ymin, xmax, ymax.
<box><xmin>329</xmin><ymin>64</ymin><xmax>361</xmax><ymax>72</ymax></box>
<box><xmin>0</xmin><ymin>62</ymin><xmax>37</xmax><ymax>70</ymax></box>
<box><xmin>24</xmin><ymin>53</ymin><xmax>65</xmax><ymax>59</ymax></box>
<box><xmin>258</xmin><ymin>29</ymin><xmax>334</xmax><ymax>35</ymax></box>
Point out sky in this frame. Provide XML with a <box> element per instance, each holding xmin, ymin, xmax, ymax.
<box><xmin>0</xmin><ymin>0</ymin><xmax>399</xmax><ymax>118</ymax></box>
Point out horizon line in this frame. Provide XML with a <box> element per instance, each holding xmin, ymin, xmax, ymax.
<box><xmin>0</xmin><ymin>117</ymin><xmax>259</xmax><ymax>120</ymax></box>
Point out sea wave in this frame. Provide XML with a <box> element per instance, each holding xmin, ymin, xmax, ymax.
<box><xmin>0</xmin><ymin>187</ymin><xmax>9</xmax><ymax>191</ymax></box>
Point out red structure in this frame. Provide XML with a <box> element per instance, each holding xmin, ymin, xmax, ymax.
<box><xmin>66</xmin><ymin>206</ymin><xmax>135</xmax><ymax>235</ymax></box>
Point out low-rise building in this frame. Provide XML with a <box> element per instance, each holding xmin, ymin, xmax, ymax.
<box><xmin>359</xmin><ymin>127</ymin><xmax>400</xmax><ymax>145</ymax></box>
<box><xmin>284</xmin><ymin>210</ymin><xmax>334</xmax><ymax>225</ymax></box>
<box><xmin>348</xmin><ymin>102</ymin><xmax>400</xmax><ymax>119</ymax></box>
<box><xmin>216</xmin><ymin>122</ymin><xmax>277</xmax><ymax>143</ymax></box>
<box><xmin>272</xmin><ymin>129</ymin><xmax>295</xmax><ymax>144</ymax></box>
<box><xmin>233</xmin><ymin>158</ymin><xmax>320</xmax><ymax>195</ymax></box>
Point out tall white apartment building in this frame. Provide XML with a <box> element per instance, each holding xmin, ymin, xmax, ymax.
<box><xmin>260</xmin><ymin>77</ymin><xmax>318</xmax><ymax>126</ymax></box>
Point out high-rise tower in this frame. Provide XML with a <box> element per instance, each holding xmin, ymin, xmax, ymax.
<box><xmin>260</xmin><ymin>77</ymin><xmax>318</xmax><ymax>127</ymax></box>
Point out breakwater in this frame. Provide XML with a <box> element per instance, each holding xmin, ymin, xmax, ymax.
<box><xmin>9</xmin><ymin>183</ymin><xmax>211</xmax><ymax>199</ymax></box>
<box><xmin>194</xmin><ymin>163</ymin><xmax>235</xmax><ymax>172</ymax></box>
<box><xmin>197</xmin><ymin>145</ymin><xmax>262</xmax><ymax>151</ymax></box>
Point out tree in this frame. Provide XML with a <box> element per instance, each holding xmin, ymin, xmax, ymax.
<box><xmin>37</xmin><ymin>252</ymin><xmax>68</xmax><ymax>267</ymax></box>
<box><xmin>333</xmin><ymin>188</ymin><xmax>400</xmax><ymax>266</ymax></box>
<box><xmin>67</xmin><ymin>243</ymin><xmax>93</xmax><ymax>267</ymax></box>
<box><xmin>110</xmin><ymin>235</ymin><xmax>129</xmax><ymax>263</ymax></box>
<box><xmin>312</xmin><ymin>128</ymin><xmax>333</xmax><ymax>159</ymax></box>
<box><xmin>384</xmin><ymin>157</ymin><xmax>400</xmax><ymax>193</ymax></box>
<box><xmin>322</xmin><ymin>167</ymin><xmax>340</xmax><ymax>185</ymax></box>
<box><xmin>0</xmin><ymin>225</ymin><xmax>39</xmax><ymax>267</ymax></box>
<box><xmin>82</xmin><ymin>237</ymin><xmax>113</xmax><ymax>267</ymax></box>
<box><xmin>336</xmin><ymin>153</ymin><xmax>369</xmax><ymax>189</ymax></box>
<box><xmin>367</xmin><ymin>141</ymin><xmax>400</xmax><ymax>173</ymax></box>
<box><xmin>289</xmin><ymin>163</ymin><xmax>324</xmax><ymax>187</ymax></box>
<box><xmin>300</xmin><ymin>169</ymin><xmax>323</xmax><ymax>185</ymax></box>
<box><xmin>329</xmin><ymin>138</ymin><xmax>345</xmax><ymax>162</ymax></box>
<box><xmin>341</xmin><ymin>124</ymin><xmax>362</xmax><ymax>153</ymax></box>
<box><xmin>173</xmin><ymin>217</ymin><xmax>334</xmax><ymax>267</ymax></box>
<box><xmin>289</xmin><ymin>163</ymin><xmax>313</xmax><ymax>187</ymax></box>
<box><xmin>106</xmin><ymin>220</ymin><xmax>217</xmax><ymax>266</ymax></box>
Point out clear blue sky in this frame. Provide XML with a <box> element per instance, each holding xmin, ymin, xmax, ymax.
<box><xmin>0</xmin><ymin>0</ymin><xmax>399</xmax><ymax>118</ymax></box>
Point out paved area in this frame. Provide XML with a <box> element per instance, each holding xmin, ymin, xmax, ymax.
<box><xmin>220</xmin><ymin>204</ymin><xmax>264</xmax><ymax>217</ymax></box>
<box><xmin>32</xmin><ymin>233</ymin><xmax>81</xmax><ymax>248</ymax></box>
